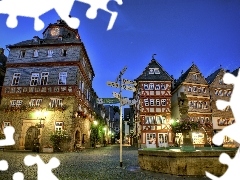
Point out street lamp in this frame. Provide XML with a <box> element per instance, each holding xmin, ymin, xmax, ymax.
<box><xmin>93</xmin><ymin>120</ymin><xmax>98</xmax><ymax>126</ymax></box>
<box><xmin>35</xmin><ymin>110</ymin><xmax>46</xmax><ymax>128</ymax></box>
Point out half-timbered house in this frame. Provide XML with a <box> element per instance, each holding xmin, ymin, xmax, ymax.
<box><xmin>171</xmin><ymin>64</ymin><xmax>212</xmax><ymax>147</ymax></box>
<box><xmin>134</xmin><ymin>57</ymin><xmax>173</xmax><ymax>148</ymax></box>
<box><xmin>206</xmin><ymin>68</ymin><xmax>234</xmax><ymax>146</ymax></box>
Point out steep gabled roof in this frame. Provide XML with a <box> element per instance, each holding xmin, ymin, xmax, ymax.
<box><xmin>135</xmin><ymin>58</ymin><xmax>173</xmax><ymax>81</ymax></box>
<box><xmin>173</xmin><ymin>63</ymin><xmax>206</xmax><ymax>90</ymax></box>
<box><xmin>232</xmin><ymin>67</ymin><xmax>240</xmax><ymax>76</ymax></box>
<box><xmin>205</xmin><ymin>68</ymin><xmax>222</xmax><ymax>84</ymax></box>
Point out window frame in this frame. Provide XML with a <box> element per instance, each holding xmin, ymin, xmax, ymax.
<box><xmin>144</xmin><ymin>84</ymin><xmax>149</xmax><ymax>90</ymax></box>
<box><xmin>11</xmin><ymin>73</ymin><xmax>21</xmax><ymax>86</ymax></box>
<box><xmin>40</xmin><ymin>72</ymin><xmax>49</xmax><ymax>85</ymax></box>
<box><xmin>193</xmin><ymin>74</ymin><xmax>198</xmax><ymax>80</ymax></box>
<box><xmin>58</xmin><ymin>72</ymin><xmax>67</xmax><ymax>85</ymax></box>
<box><xmin>30</xmin><ymin>73</ymin><xmax>39</xmax><ymax>86</ymax></box>
<box><xmin>61</xmin><ymin>49</ymin><xmax>67</xmax><ymax>57</ymax></box>
<box><xmin>155</xmin><ymin>84</ymin><xmax>160</xmax><ymax>90</ymax></box>
<box><xmin>3</xmin><ymin>121</ymin><xmax>11</xmax><ymax>128</ymax></box>
<box><xmin>47</xmin><ymin>49</ymin><xmax>53</xmax><ymax>57</ymax></box>
<box><xmin>149</xmin><ymin>83</ymin><xmax>154</xmax><ymax>90</ymax></box>
<box><xmin>19</xmin><ymin>50</ymin><xmax>26</xmax><ymax>58</ymax></box>
<box><xmin>150</xmin><ymin>99</ymin><xmax>154</xmax><ymax>106</ymax></box>
<box><xmin>55</xmin><ymin>121</ymin><xmax>64</xmax><ymax>132</ymax></box>
<box><xmin>144</xmin><ymin>99</ymin><xmax>149</xmax><ymax>106</ymax></box>
<box><xmin>160</xmin><ymin>83</ymin><xmax>166</xmax><ymax>90</ymax></box>
<box><xmin>161</xmin><ymin>99</ymin><xmax>166</xmax><ymax>106</ymax></box>
<box><xmin>33</xmin><ymin>49</ymin><xmax>39</xmax><ymax>58</ymax></box>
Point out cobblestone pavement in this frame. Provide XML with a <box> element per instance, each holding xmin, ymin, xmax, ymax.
<box><xmin>0</xmin><ymin>145</ymin><xmax>210</xmax><ymax>180</ymax></box>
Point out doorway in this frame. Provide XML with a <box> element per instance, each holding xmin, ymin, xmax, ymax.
<box><xmin>146</xmin><ymin>133</ymin><xmax>156</xmax><ymax>148</ymax></box>
<box><xmin>25</xmin><ymin>126</ymin><xmax>39</xmax><ymax>150</ymax></box>
<box><xmin>158</xmin><ymin>133</ymin><xmax>168</xmax><ymax>147</ymax></box>
<box><xmin>75</xmin><ymin>130</ymin><xmax>81</xmax><ymax>144</ymax></box>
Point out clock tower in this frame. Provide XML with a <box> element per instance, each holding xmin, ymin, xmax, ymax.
<box><xmin>43</xmin><ymin>19</ymin><xmax>80</xmax><ymax>40</ymax></box>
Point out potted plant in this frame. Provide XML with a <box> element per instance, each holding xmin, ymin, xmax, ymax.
<box><xmin>50</xmin><ymin>130</ymin><xmax>71</xmax><ymax>152</ymax></box>
<box><xmin>42</xmin><ymin>144</ymin><xmax>53</xmax><ymax>153</ymax></box>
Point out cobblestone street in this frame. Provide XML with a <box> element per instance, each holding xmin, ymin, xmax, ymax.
<box><xmin>0</xmin><ymin>145</ymin><xmax>209</xmax><ymax>180</ymax></box>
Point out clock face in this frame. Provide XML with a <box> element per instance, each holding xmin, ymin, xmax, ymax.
<box><xmin>51</xmin><ymin>28</ymin><xmax>60</xmax><ymax>36</ymax></box>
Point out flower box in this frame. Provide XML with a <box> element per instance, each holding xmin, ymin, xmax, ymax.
<box><xmin>43</xmin><ymin>147</ymin><xmax>53</xmax><ymax>153</ymax></box>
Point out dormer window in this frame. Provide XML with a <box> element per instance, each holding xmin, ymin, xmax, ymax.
<box><xmin>33</xmin><ymin>36</ymin><xmax>39</xmax><ymax>42</ymax></box>
<box><xmin>149</xmin><ymin>68</ymin><xmax>154</xmax><ymax>74</ymax></box>
<box><xmin>149</xmin><ymin>68</ymin><xmax>160</xmax><ymax>74</ymax></box>
<box><xmin>19</xmin><ymin>50</ymin><xmax>26</xmax><ymax>58</ymax></box>
<box><xmin>33</xmin><ymin>50</ymin><xmax>39</xmax><ymax>57</ymax></box>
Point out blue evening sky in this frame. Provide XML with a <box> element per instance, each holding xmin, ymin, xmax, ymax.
<box><xmin>0</xmin><ymin>0</ymin><xmax>240</xmax><ymax>100</ymax></box>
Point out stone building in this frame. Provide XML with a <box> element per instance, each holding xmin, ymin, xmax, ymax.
<box><xmin>0</xmin><ymin>48</ymin><xmax>7</xmax><ymax>102</ymax></box>
<box><xmin>206</xmin><ymin>68</ymin><xmax>234</xmax><ymax>145</ymax></box>
<box><xmin>171</xmin><ymin>63</ymin><xmax>212</xmax><ymax>147</ymax></box>
<box><xmin>134</xmin><ymin>57</ymin><xmax>173</xmax><ymax>148</ymax></box>
<box><xmin>0</xmin><ymin>20</ymin><xmax>102</xmax><ymax>151</ymax></box>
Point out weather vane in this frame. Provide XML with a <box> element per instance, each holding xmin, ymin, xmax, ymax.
<box><xmin>152</xmin><ymin>54</ymin><xmax>156</xmax><ymax>59</ymax></box>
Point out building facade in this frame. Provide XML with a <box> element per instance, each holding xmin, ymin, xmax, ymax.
<box><xmin>134</xmin><ymin>58</ymin><xmax>173</xmax><ymax>148</ymax></box>
<box><xmin>0</xmin><ymin>20</ymin><xmax>101</xmax><ymax>151</ymax></box>
<box><xmin>171</xmin><ymin>64</ymin><xmax>212</xmax><ymax>147</ymax></box>
<box><xmin>206</xmin><ymin>68</ymin><xmax>234</xmax><ymax>145</ymax></box>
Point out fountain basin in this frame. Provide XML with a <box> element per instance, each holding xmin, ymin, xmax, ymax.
<box><xmin>138</xmin><ymin>148</ymin><xmax>237</xmax><ymax>176</ymax></box>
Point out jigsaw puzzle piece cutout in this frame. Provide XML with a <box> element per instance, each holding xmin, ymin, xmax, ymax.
<box><xmin>76</xmin><ymin>0</ymin><xmax>123</xmax><ymax>30</ymax></box>
<box><xmin>24</xmin><ymin>155</ymin><xmax>60</xmax><ymax>180</ymax></box>
<box><xmin>13</xmin><ymin>172</ymin><xmax>24</xmax><ymax>180</ymax></box>
<box><xmin>206</xmin><ymin>148</ymin><xmax>240</xmax><ymax>180</ymax></box>
<box><xmin>0</xmin><ymin>0</ymin><xmax>79</xmax><ymax>31</ymax></box>
<box><xmin>0</xmin><ymin>0</ymin><xmax>54</xmax><ymax>30</ymax></box>
<box><xmin>0</xmin><ymin>160</ymin><xmax>8</xmax><ymax>171</ymax></box>
<box><xmin>213</xmin><ymin>70</ymin><xmax>240</xmax><ymax>146</ymax></box>
<box><xmin>0</xmin><ymin>126</ymin><xmax>15</xmax><ymax>146</ymax></box>
<box><xmin>52</xmin><ymin>0</ymin><xmax>80</xmax><ymax>29</ymax></box>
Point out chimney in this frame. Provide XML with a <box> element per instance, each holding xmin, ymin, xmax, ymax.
<box><xmin>0</xmin><ymin>48</ymin><xmax>4</xmax><ymax>55</ymax></box>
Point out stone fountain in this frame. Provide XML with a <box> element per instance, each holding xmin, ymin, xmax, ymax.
<box><xmin>138</xmin><ymin>92</ymin><xmax>236</xmax><ymax>176</ymax></box>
